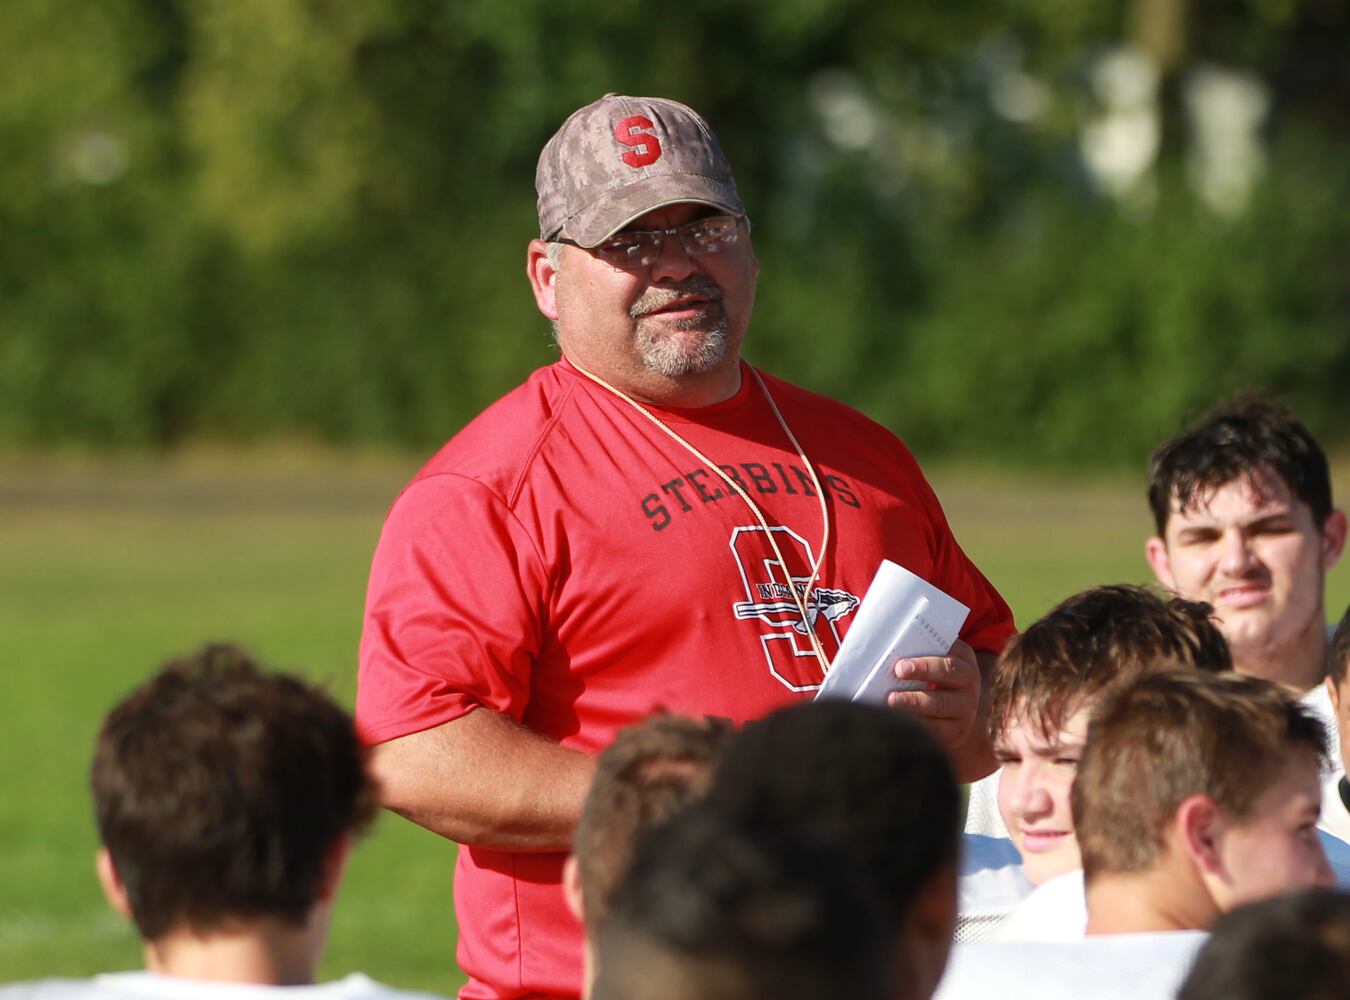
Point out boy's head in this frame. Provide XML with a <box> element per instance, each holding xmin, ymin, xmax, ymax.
<box><xmin>567</xmin><ymin>714</ymin><xmax>733</xmax><ymax>931</ymax></box>
<box><xmin>592</xmin><ymin>805</ymin><xmax>894</xmax><ymax>1000</ymax></box>
<box><xmin>1144</xmin><ymin>399</ymin><xmax>1346</xmax><ymax>676</ymax></box>
<box><xmin>703</xmin><ymin>701</ymin><xmax>959</xmax><ymax>1000</ymax></box>
<box><xmin>92</xmin><ymin>645</ymin><xmax>377</xmax><ymax>944</ymax></box>
<box><xmin>1147</xmin><ymin>398</ymin><xmax>1335</xmax><ymax>537</ymax></box>
<box><xmin>989</xmin><ymin>585</ymin><xmax>1231</xmax><ymax>885</ymax></box>
<box><xmin>1074</xmin><ymin>670</ymin><xmax>1332</xmax><ymax>917</ymax></box>
<box><xmin>1177</xmin><ymin>889</ymin><xmax>1350</xmax><ymax>1000</ymax></box>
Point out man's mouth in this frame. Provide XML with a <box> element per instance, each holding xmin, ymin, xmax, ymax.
<box><xmin>1215</xmin><ymin>582</ymin><xmax>1272</xmax><ymax>608</ymax></box>
<box><xmin>1018</xmin><ymin>828</ymin><xmax>1070</xmax><ymax>853</ymax></box>
<box><xmin>631</xmin><ymin>278</ymin><xmax>724</xmax><ymax>319</ymax></box>
<box><xmin>641</xmin><ymin>294</ymin><xmax>713</xmax><ymax>317</ymax></box>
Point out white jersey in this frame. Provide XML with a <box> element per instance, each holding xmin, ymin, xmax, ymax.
<box><xmin>962</xmin><ymin>768</ymin><xmax>1009</xmax><ymax>839</ymax></box>
<box><xmin>990</xmin><ymin>869</ymin><xmax>1086</xmax><ymax>943</ymax></box>
<box><xmin>1303</xmin><ymin>671</ymin><xmax>1350</xmax><ymax>881</ymax></box>
<box><xmin>956</xmin><ymin>834</ymin><xmax>1031</xmax><ymax>942</ymax></box>
<box><xmin>1300</xmin><ymin>680</ymin><xmax>1340</xmax><ymax>767</ymax></box>
<box><xmin>0</xmin><ymin>973</ymin><xmax>449</xmax><ymax>1000</ymax></box>
<box><xmin>934</xmin><ymin>931</ymin><xmax>1208</xmax><ymax>1000</ymax></box>
<box><xmin>1316</xmin><ymin>821</ymin><xmax>1350</xmax><ymax>885</ymax></box>
<box><xmin>1320</xmin><ymin>770</ymin><xmax>1350</xmax><ymax>844</ymax></box>
<box><xmin>988</xmin><ymin>834</ymin><xmax>1350</xmax><ymax>947</ymax></box>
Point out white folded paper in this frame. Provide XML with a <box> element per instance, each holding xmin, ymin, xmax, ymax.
<box><xmin>815</xmin><ymin>559</ymin><xmax>970</xmax><ymax>705</ymax></box>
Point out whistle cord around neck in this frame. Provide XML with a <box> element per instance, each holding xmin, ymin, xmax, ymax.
<box><xmin>569</xmin><ymin>361</ymin><xmax>834</xmax><ymax>676</ymax></box>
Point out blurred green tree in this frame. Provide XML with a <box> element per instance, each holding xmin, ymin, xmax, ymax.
<box><xmin>1</xmin><ymin>0</ymin><xmax>1345</xmax><ymax>461</ymax></box>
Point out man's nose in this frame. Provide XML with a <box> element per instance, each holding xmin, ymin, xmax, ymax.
<box><xmin>1011</xmin><ymin>768</ymin><xmax>1052</xmax><ymax>818</ymax></box>
<box><xmin>648</xmin><ymin>229</ymin><xmax>696</xmax><ymax>282</ymax></box>
<box><xmin>1217</xmin><ymin>529</ymin><xmax>1259</xmax><ymax>575</ymax></box>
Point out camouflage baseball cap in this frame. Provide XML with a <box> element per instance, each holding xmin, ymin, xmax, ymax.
<box><xmin>536</xmin><ymin>94</ymin><xmax>745</xmax><ymax>247</ymax></box>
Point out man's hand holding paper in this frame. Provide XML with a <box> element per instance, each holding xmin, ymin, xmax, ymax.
<box><xmin>887</xmin><ymin>638</ymin><xmax>981</xmax><ymax>751</ymax></box>
<box><xmin>815</xmin><ymin>560</ymin><xmax>995</xmax><ymax>780</ymax></box>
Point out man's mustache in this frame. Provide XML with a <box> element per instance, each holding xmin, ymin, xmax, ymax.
<box><xmin>630</xmin><ymin>276</ymin><xmax>724</xmax><ymax>318</ymax></box>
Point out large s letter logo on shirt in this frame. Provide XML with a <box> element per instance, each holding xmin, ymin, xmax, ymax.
<box><xmin>728</xmin><ymin>526</ymin><xmax>859</xmax><ymax>692</ymax></box>
<box><xmin>614</xmin><ymin>115</ymin><xmax>662</xmax><ymax>168</ymax></box>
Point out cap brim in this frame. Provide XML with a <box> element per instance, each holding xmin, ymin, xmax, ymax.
<box><xmin>562</xmin><ymin>174</ymin><xmax>745</xmax><ymax>247</ymax></box>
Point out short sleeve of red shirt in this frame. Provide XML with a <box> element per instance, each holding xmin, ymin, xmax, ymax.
<box><xmin>910</xmin><ymin>461</ymin><xmax>1016</xmax><ymax>657</ymax></box>
<box><xmin>356</xmin><ymin>473</ymin><xmax>548</xmax><ymax>746</ymax></box>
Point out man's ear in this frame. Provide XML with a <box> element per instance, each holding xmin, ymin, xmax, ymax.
<box><xmin>96</xmin><ymin>848</ymin><xmax>133</xmax><ymax>920</ymax></box>
<box><xmin>1175</xmin><ymin>794</ymin><xmax>1226</xmax><ymax>875</ymax></box>
<box><xmin>1328</xmin><ymin>674</ymin><xmax>1341</xmax><ymax>715</ymax></box>
<box><xmin>909</xmin><ymin>861</ymin><xmax>957</xmax><ymax>940</ymax></box>
<box><xmin>317</xmin><ymin>834</ymin><xmax>354</xmax><ymax>905</ymax></box>
<box><xmin>1321</xmin><ymin>509</ymin><xmax>1347</xmax><ymax>571</ymax></box>
<box><xmin>563</xmin><ymin>854</ymin><xmax>586</xmax><ymax>923</ymax></box>
<box><xmin>526</xmin><ymin>240</ymin><xmax>561</xmax><ymax>321</ymax></box>
<box><xmin>1145</xmin><ymin>536</ymin><xmax>1177</xmax><ymax>591</ymax></box>
<box><xmin>904</xmin><ymin>863</ymin><xmax>958</xmax><ymax>1000</ymax></box>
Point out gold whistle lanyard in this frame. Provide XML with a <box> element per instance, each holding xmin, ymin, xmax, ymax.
<box><xmin>570</xmin><ymin>361</ymin><xmax>834</xmax><ymax>676</ymax></box>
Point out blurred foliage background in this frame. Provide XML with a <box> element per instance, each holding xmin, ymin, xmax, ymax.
<box><xmin>2</xmin><ymin>0</ymin><xmax>1348</xmax><ymax>466</ymax></box>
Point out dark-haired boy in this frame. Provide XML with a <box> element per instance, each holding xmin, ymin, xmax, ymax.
<box><xmin>1177</xmin><ymin>889</ymin><xmax>1350</xmax><ymax>1000</ymax></box>
<box><xmin>592</xmin><ymin>806</ymin><xmax>896</xmax><ymax>1000</ymax></box>
<box><xmin>702</xmin><ymin>701</ymin><xmax>961</xmax><ymax>1000</ymax></box>
<box><xmin>0</xmin><ymin>646</ymin><xmax>445</xmax><ymax>1000</ymax></box>
<box><xmin>1144</xmin><ymin>399</ymin><xmax>1346</xmax><ymax>718</ymax></box>
<box><xmin>936</xmin><ymin>671</ymin><xmax>1334</xmax><ymax>1000</ymax></box>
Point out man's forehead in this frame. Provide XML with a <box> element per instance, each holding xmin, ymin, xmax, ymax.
<box><xmin>1001</xmin><ymin>699</ymin><xmax>1090</xmax><ymax>748</ymax></box>
<box><xmin>1167</xmin><ymin>468</ymin><xmax>1302</xmax><ymax>523</ymax></box>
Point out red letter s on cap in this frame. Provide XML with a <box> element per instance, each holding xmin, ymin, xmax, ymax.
<box><xmin>614</xmin><ymin>115</ymin><xmax>662</xmax><ymax>168</ymax></box>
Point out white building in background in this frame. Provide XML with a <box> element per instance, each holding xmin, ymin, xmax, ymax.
<box><xmin>1184</xmin><ymin>65</ymin><xmax>1268</xmax><ymax>217</ymax></box>
<box><xmin>1080</xmin><ymin>47</ymin><xmax>1161</xmax><ymax>204</ymax></box>
<box><xmin>1079</xmin><ymin>46</ymin><xmax>1270</xmax><ymax>218</ymax></box>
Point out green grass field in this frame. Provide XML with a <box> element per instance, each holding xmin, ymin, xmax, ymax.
<box><xmin>2</xmin><ymin>451</ymin><xmax>1347</xmax><ymax>990</ymax></box>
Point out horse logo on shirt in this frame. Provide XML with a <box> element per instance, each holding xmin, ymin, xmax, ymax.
<box><xmin>728</xmin><ymin>526</ymin><xmax>860</xmax><ymax>692</ymax></box>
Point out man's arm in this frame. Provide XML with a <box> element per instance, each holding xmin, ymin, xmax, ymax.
<box><xmin>886</xmin><ymin>642</ymin><xmax>997</xmax><ymax>784</ymax></box>
<box><xmin>947</xmin><ymin>648</ymin><xmax>997</xmax><ymax>781</ymax></box>
<box><xmin>370</xmin><ymin>707</ymin><xmax>598</xmax><ymax>852</ymax></box>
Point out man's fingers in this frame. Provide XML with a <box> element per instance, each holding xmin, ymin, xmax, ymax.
<box><xmin>888</xmin><ymin>643</ymin><xmax>983</xmax><ymax>749</ymax></box>
<box><xmin>886</xmin><ymin>690</ymin><xmax>968</xmax><ymax>744</ymax></box>
<box><xmin>887</xmin><ymin>687</ymin><xmax>965</xmax><ymax>720</ymax></box>
<box><xmin>889</xmin><ymin>650</ymin><xmax>980</xmax><ymax>750</ymax></box>
<box><xmin>895</xmin><ymin>653</ymin><xmax>978</xmax><ymax>687</ymax></box>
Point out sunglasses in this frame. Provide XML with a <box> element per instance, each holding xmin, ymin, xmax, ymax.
<box><xmin>556</xmin><ymin>214</ymin><xmax>748</xmax><ymax>269</ymax></box>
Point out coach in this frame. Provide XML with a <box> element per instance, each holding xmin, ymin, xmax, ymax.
<box><xmin>356</xmin><ymin>93</ymin><xmax>1015</xmax><ymax>1000</ymax></box>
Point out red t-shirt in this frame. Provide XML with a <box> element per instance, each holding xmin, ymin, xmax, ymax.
<box><xmin>357</xmin><ymin>359</ymin><xmax>1015</xmax><ymax>999</ymax></box>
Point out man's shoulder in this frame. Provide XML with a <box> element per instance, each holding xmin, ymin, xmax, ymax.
<box><xmin>1320</xmin><ymin>770</ymin><xmax>1350</xmax><ymax>845</ymax></box>
<box><xmin>962</xmin><ymin>770</ymin><xmax>1011</xmax><ymax>839</ymax></box>
<box><xmin>304</xmin><ymin>973</ymin><xmax>452</xmax><ymax>1000</ymax></box>
<box><xmin>0</xmin><ymin>974</ymin><xmax>160</xmax><ymax>1000</ymax></box>
<box><xmin>410</xmin><ymin>362</ymin><xmax>579</xmax><ymax>492</ymax></box>
<box><xmin>991</xmin><ymin>869</ymin><xmax>1086</xmax><ymax>943</ymax></box>
<box><xmin>755</xmin><ymin>369</ymin><xmax>924</xmax><ymax>465</ymax></box>
<box><xmin>0</xmin><ymin>979</ymin><xmax>95</xmax><ymax>999</ymax></box>
<box><xmin>758</xmin><ymin>369</ymin><xmax>900</xmax><ymax>428</ymax></box>
<box><xmin>956</xmin><ymin>834</ymin><xmax>1031</xmax><ymax>942</ymax></box>
<box><xmin>936</xmin><ymin>931</ymin><xmax>1208</xmax><ymax>1000</ymax></box>
<box><xmin>1297</xmin><ymin>680</ymin><xmax>1339</xmax><ymax>759</ymax></box>
<box><xmin>0</xmin><ymin>973</ymin><xmax>452</xmax><ymax>1000</ymax></box>
<box><xmin>1315</xmin><ymin>793</ymin><xmax>1350</xmax><ymax>886</ymax></box>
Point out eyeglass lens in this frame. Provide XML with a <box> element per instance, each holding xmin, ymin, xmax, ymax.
<box><xmin>595</xmin><ymin>216</ymin><xmax>742</xmax><ymax>268</ymax></box>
